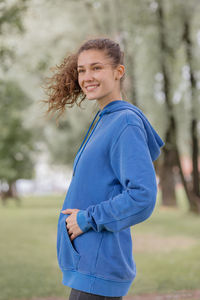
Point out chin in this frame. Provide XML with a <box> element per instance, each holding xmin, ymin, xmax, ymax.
<box><xmin>86</xmin><ymin>94</ymin><xmax>98</xmax><ymax>100</ymax></box>
<box><xmin>87</xmin><ymin>98</ymin><xmax>97</xmax><ymax>101</ymax></box>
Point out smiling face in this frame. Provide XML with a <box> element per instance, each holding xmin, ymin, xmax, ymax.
<box><xmin>77</xmin><ymin>49</ymin><xmax>125</xmax><ymax>109</ymax></box>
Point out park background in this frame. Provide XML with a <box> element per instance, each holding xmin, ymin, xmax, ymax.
<box><xmin>0</xmin><ymin>0</ymin><xmax>200</xmax><ymax>299</ymax></box>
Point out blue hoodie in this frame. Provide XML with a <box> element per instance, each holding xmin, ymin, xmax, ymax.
<box><xmin>56</xmin><ymin>100</ymin><xmax>165</xmax><ymax>297</ymax></box>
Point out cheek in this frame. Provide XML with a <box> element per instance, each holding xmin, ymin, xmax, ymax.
<box><xmin>102</xmin><ymin>77</ymin><xmax>114</xmax><ymax>87</ymax></box>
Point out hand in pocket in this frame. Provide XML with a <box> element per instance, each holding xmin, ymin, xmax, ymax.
<box><xmin>61</xmin><ymin>209</ymin><xmax>84</xmax><ymax>241</ymax></box>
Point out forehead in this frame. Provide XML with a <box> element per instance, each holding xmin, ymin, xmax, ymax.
<box><xmin>77</xmin><ymin>49</ymin><xmax>110</xmax><ymax>67</ymax></box>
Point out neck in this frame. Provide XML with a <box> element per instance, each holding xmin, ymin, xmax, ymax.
<box><xmin>96</xmin><ymin>94</ymin><xmax>123</xmax><ymax>110</ymax></box>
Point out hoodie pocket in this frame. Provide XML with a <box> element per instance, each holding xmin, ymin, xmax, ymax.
<box><xmin>74</xmin><ymin>229</ymin><xmax>103</xmax><ymax>275</ymax></box>
<box><xmin>94</xmin><ymin>228</ymin><xmax>136</xmax><ymax>281</ymax></box>
<box><xmin>57</xmin><ymin>214</ymin><xmax>80</xmax><ymax>270</ymax></box>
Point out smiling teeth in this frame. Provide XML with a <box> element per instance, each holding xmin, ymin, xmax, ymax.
<box><xmin>86</xmin><ymin>85</ymin><xmax>98</xmax><ymax>91</ymax></box>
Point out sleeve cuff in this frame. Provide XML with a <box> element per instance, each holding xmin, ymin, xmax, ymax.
<box><xmin>76</xmin><ymin>210</ymin><xmax>92</xmax><ymax>232</ymax></box>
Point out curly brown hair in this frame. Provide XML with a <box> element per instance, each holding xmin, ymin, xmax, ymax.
<box><xmin>41</xmin><ymin>37</ymin><xmax>125</xmax><ymax>125</ymax></box>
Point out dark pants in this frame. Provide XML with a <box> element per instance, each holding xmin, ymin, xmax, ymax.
<box><xmin>69</xmin><ymin>288</ymin><xmax>123</xmax><ymax>300</ymax></box>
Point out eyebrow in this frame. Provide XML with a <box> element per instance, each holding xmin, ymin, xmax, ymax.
<box><xmin>77</xmin><ymin>62</ymin><xmax>104</xmax><ymax>68</ymax></box>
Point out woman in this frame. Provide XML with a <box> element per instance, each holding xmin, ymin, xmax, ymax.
<box><xmin>43</xmin><ymin>37</ymin><xmax>165</xmax><ymax>299</ymax></box>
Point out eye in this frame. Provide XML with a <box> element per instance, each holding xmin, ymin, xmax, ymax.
<box><xmin>78</xmin><ymin>69</ymin><xmax>84</xmax><ymax>73</ymax></box>
<box><xmin>93</xmin><ymin>66</ymin><xmax>101</xmax><ymax>70</ymax></box>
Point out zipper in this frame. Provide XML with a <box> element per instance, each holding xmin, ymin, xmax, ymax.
<box><xmin>73</xmin><ymin>110</ymin><xmax>102</xmax><ymax>176</ymax></box>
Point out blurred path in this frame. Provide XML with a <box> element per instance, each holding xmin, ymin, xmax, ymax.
<box><xmin>26</xmin><ymin>289</ymin><xmax>200</xmax><ymax>300</ymax></box>
<box><xmin>123</xmin><ymin>289</ymin><xmax>200</xmax><ymax>299</ymax></box>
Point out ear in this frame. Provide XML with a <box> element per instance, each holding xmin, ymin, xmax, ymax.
<box><xmin>115</xmin><ymin>64</ymin><xmax>125</xmax><ymax>80</ymax></box>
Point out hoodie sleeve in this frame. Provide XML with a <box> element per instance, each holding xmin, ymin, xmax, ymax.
<box><xmin>76</xmin><ymin>124</ymin><xmax>158</xmax><ymax>233</ymax></box>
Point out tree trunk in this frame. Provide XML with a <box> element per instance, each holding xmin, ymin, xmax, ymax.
<box><xmin>160</xmin><ymin>147</ymin><xmax>177</xmax><ymax>206</ymax></box>
<box><xmin>0</xmin><ymin>181</ymin><xmax>21</xmax><ymax>206</ymax></box>
<box><xmin>182</xmin><ymin>18</ymin><xmax>200</xmax><ymax>213</ymax></box>
<box><xmin>157</xmin><ymin>0</ymin><xmax>178</xmax><ymax>206</ymax></box>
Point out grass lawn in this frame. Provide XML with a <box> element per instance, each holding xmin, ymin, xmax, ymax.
<box><xmin>0</xmin><ymin>187</ymin><xmax>200</xmax><ymax>300</ymax></box>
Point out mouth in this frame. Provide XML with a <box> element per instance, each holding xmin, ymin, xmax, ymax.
<box><xmin>85</xmin><ymin>84</ymin><xmax>100</xmax><ymax>92</ymax></box>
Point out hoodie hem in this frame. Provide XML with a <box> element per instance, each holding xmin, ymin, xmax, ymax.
<box><xmin>62</xmin><ymin>269</ymin><xmax>134</xmax><ymax>297</ymax></box>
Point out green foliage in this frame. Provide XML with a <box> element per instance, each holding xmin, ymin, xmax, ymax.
<box><xmin>0</xmin><ymin>79</ymin><xmax>38</xmax><ymax>183</ymax></box>
<box><xmin>0</xmin><ymin>0</ymin><xmax>28</xmax><ymax>70</ymax></box>
<box><xmin>0</xmin><ymin>0</ymin><xmax>27</xmax><ymax>33</ymax></box>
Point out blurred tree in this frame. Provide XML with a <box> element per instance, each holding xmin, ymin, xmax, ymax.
<box><xmin>0</xmin><ymin>79</ymin><xmax>39</xmax><ymax>204</ymax></box>
<box><xmin>156</xmin><ymin>0</ymin><xmax>200</xmax><ymax>212</ymax></box>
<box><xmin>0</xmin><ymin>0</ymin><xmax>28</xmax><ymax>71</ymax></box>
<box><xmin>181</xmin><ymin>5</ymin><xmax>200</xmax><ymax>213</ymax></box>
<box><xmin>155</xmin><ymin>0</ymin><xmax>179</xmax><ymax>207</ymax></box>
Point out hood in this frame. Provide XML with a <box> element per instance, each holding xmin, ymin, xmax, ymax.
<box><xmin>98</xmin><ymin>100</ymin><xmax>165</xmax><ymax>161</ymax></box>
<box><xmin>74</xmin><ymin>100</ymin><xmax>165</xmax><ymax>176</ymax></box>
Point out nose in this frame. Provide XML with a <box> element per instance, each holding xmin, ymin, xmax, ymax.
<box><xmin>82</xmin><ymin>69</ymin><xmax>94</xmax><ymax>81</ymax></box>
